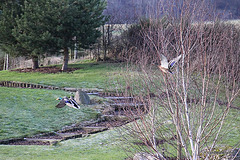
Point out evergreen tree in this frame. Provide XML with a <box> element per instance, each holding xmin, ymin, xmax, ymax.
<box><xmin>12</xmin><ymin>0</ymin><xmax>59</xmax><ymax>69</ymax></box>
<box><xmin>1</xmin><ymin>0</ymin><xmax>107</xmax><ymax>70</ymax></box>
<box><xmin>52</xmin><ymin>0</ymin><xmax>107</xmax><ymax>70</ymax></box>
<box><xmin>0</xmin><ymin>0</ymin><xmax>24</xmax><ymax>57</ymax></box>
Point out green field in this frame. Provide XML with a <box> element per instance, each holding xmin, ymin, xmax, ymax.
<box><xmin>0</xmin><ymin>129</ymin><xmax>128</xmax><ymax>160</ymax></box>
<box><xmin>0</xmin><ymin>60</ymin><xmax>123</xmax><ymax>89</ymax></box>
<box><xmin>0</xmin><ymin>60</ymin><xmax>239</xmax><ymax>159</ymax></box>
<box><xmin>0</xmin><ymin>87</ymin><xmax>99</xmax><ymax>140</ymax></box>
<box><xmin>0</xmin><ymin>61</ymin><xmax>128</xmax><ymax>160</ymax></box>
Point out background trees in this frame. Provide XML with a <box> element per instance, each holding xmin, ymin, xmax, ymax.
<box><xmin>51</xmin><ymin>0</ymin><xmax>107</xmax><ymax>70</ymax></box>
<box><xmin>0</xmin><ymin>0</ymin><xmax>24</xmax><ymax>69</ymax></box>
<box><xmin>12</xmin><ymin>0</ymin><xmax>59</xmax><ymax>69</ymax></box>
<box><xmin>0</xmin><ymin>0</ymin><xmax>107</xmax><ymax>70</ymax></box>
<box><xmin>0</xmin><ymin>0</ymin><xmax>24</xmax><ymax>52</ymax></box>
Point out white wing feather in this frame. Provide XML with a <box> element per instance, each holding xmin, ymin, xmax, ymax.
<box><xmin>160</xmin><ymin>54</ymin><xmax>169</xmax><ymax>69</ymax></box>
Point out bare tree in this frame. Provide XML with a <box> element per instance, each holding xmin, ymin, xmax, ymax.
<box><xmin>112</xmin><ymin>0</ymin><xmax>240</xmax><ymax>159</ymax></box>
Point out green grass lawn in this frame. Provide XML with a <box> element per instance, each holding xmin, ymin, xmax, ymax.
<box><xmin>0</xmin><ymin>60</ymin><xmax>239</xmax><ymax>159</ymax></box>
<box><xmin>0</xmin><ymin>129</ymin><xmax>128</xmax><ymax>160</ymax></box>
<box><xmin>0</xmin><ymin>61</ymin><xmax>128</xmax><ymax>160</ymax></box>
<box><xmin>0</xmin><ymin>60</ymin><xmax>123</xmax><ymax>89</ymax></box>
<box><xmin>0</xmin><ymin>87</ymin><xmax>99</xmax><ymax>140</ymax></box>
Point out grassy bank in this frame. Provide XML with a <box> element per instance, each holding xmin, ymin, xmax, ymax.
<box><xmin>0</xmin><ymin>87</ymin><xmax>98</xmax><ymax>140</ymax></box>
<box><xmin>0</xmin><ymin>60</ymin><xmax>239</xmax><ymax>159</ymax></box>
<box><xmin>0</xmin><ymin>61</ymin><xmax>129</xmax><ymax>159</ymax></box>
<box><xmin>0</xmin><ymin>60</ymin><xmax>123</xmax><ymax>89</ymax></box>
<box><xmin>0</xmin><ymin>129</ymin><xmax>128</xmax><ymax>160</ymax></box>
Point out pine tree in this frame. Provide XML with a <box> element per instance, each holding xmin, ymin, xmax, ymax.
<box><xmin>51</xmin><ymin>0</ymin><xmax>107</xmax><ymax>70</ymax></box>
<box><xmin>1</xmin><ymin>0</ymin><xmax>107</xmax><ymax>70</ymax></box>
<box><xmin>12</xmin><ymin>0</ymin><xmax>60</xmax><ymax>69</ymax></box>
<box><xmin>0</xmin><ymin>0</ymin><xmax>24</xmax><ymax>57</ymax></box>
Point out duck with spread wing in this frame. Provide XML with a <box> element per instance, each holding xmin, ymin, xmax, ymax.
<box><xmin>56</xmin><ymin>96</ymin><xmax>80</xmax><ymax>109</ymax></box>
<box><xmin>158</xmin><ymin>54</ymin><xmax>182</xmax><ymax>74</ymax></box>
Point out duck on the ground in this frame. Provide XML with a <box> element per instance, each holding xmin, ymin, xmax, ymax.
<box><xmin>158</xmin><ymin>54</ymin><xmax>182</xmax><ymax>74</ymax></box>
<box><xmin>56</xmin><ymin>96</ymin><xmax>80</xmax><ymax>109</ymax></box>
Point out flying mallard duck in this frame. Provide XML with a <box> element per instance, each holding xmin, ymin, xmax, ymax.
<box><xmin>56</xmin><ymin>96</ymin><xmax>80</xmax><ymax>109</ymax></box>
<box><xmin>158</xmin><ymin>54</ymin><xmax>182</xmax><ymax>74</ymax></box>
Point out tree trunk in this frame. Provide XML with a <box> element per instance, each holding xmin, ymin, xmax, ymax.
<box><xmin>96</xmin><ymin>42</ymin><xmax>101</xmax><ymax>61</ymax></box>
<box><xmin>31</xmin><ymin>56</ymin><xmax>39</xmax><ymax>69</ymax></box>
<box><xmin>6</xmin><ymin>54</ymin><xmax>9</xmax><ymax>70</ymax></box>
<box><xmin>3</xmin><ymin>53</ymin><xmax>9</xmax><ymax>70</ymax></box>
<box><xmin>74</xmin><ymin>43</ymin><xmax>77</xmax><ymax>61</ymax></box>
<box><xmin>62</xmin><ymin>47</ymin><xmax>69</xmax><ymax>71</ymax></box>
<box><xmin>102</xmin><ymin>25</ymin><xmax>107</xmax><ymax>61</ymax></box>
<box><xmin>177</xmin><ymin>133</ymin><xmax>182</xmax><ymax>160</ymax></box>
<box><xmin>3</xmin><ymin>54</ymin><xmax>6</xmax><ymax>70</ymax></box>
